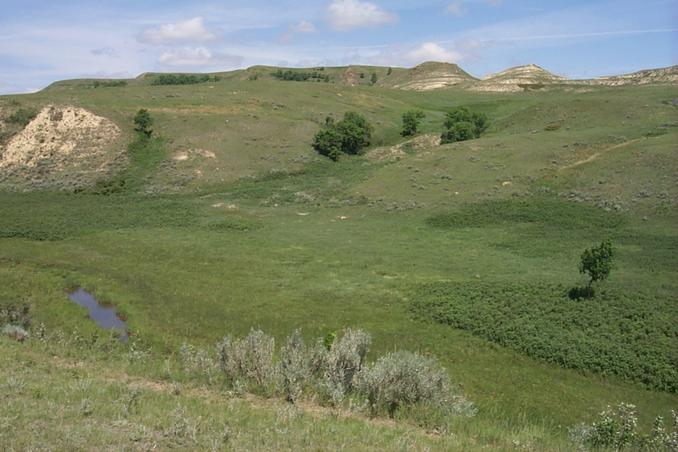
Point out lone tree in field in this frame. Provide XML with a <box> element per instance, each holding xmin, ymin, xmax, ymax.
<box><xmin>370</xmin><ymin>72</ymin><xmax>378</xmax><ymax>85</ymax></box>
<box><xmin>579</xmin><ymin>239</ymin><xmax>614</xmax><ymax>290</ymax></box>
<box><xmin>401</xmin><ymin>110</ymin><xmax>426</xmax><ymax>137</ymax></box>
<box><xmin>133</xmin><ymin>109</ymin><xmax>153</xmax><ymax>137</ymax></box>
<box><xmin>440</xmin><ymin>106</ymin><xmax>487</xmax><ymax>144</ymax></box>
<box><xmin>312</xmin><ymin>112</ymin><xmax>373</xmax><ymax>161</ymax></box>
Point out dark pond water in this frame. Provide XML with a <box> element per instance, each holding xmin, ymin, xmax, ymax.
<box><xmin>68</xmin><ymin>288</ymin><xmax>129</xmax><ymax>342</ymax></box>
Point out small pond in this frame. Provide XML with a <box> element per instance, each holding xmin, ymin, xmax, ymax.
<box><xmin>68</xmin><ymin>288</ymin><xmax>129</xmax><ymax>342</ymax></box>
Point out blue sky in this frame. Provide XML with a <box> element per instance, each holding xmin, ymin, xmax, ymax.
<box><xmin>1</xmin><ymin>0</ymin><xmax>676</xmax><ymax>94</ymax></box>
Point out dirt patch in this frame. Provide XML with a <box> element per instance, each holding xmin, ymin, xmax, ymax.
<box><xmin>559</xmin><ymin>138</ymin><xmax>642</xmax><ymax>171</ymax></box>
<box><xmin>367</xmin><ymin>134</ymin><xmax>441</xmax><ymax>161</ymax></box>
<box><xmin>172</xmin><ymin>148</ymin><xmax>216</xmax><ymax>161</ymax></box>
<box><xmin>0</xmin><ymin>105</ymin><xmax>124</xmax><ymax>189</ymax></box>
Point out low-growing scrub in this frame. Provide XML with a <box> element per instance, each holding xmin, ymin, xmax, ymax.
<box><xmin>411</xmin><ymin>282</ymin><xmax>678</xmax><ymax>392</ymax></box>
<box><xmin>215</xmin><ymin>327</ymin><xmax>472</xmax><ymax>423</ymax></box>
<box><xmin>6</xmin><ymin>107</ymin><xmax>38</xmax><ymax>127</ymax></box>
<box><xmin>570</xmin><ymin>402</ymin><xmax>678</xmax><ymax>451</ymax></box>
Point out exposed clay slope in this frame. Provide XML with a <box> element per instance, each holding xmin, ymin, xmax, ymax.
<box><xmin>472</xmin><ymin>64</ymin><xmax>566</xmax><ymax>92</ymax></box>
<box><xmin>0</xmin><ymin>105</ymin><xmax>124</xmax><ymax>189</ymax></box>
<box><xmin>581</xmin><ymin>65</ymin><xmax>678</xmax><ymax>86</ymax></box>
<box><xmin>390</xmin><ymin>62</ymin><xmax>478</xmax><ymax>91</ymax></box>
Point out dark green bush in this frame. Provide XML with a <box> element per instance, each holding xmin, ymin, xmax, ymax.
<box><xmin>133</xmin><ymin>109</ymin><xmax>153</xmax><ymax>137</ymax></box>
<box><xmin>312</xmin><ymin>112</ymin><xmax>373</xmax><ymax>160</ymax></box>
<box><xmin>440</xmin><ymin>106</ymin><xmax>487</xmax><ymax>144</ymax></box>
<box><xmin>91</xmin><ymin>80</ymin><xmax>127</xmax><ymax>88</ymax></box>
<box><xmin>271</xmin><ymin>70</ymin><xmax>330</xmax><ymax>82</ymax></box>
<box><xmin>150</xmin><ymin>74</ymin><xmax>219</xmax><ymax>86</ymax></box>
<box><xmin>401</xmin><ymin>110</ymin><xmax>426</xmax><ymax>137</ymax></box>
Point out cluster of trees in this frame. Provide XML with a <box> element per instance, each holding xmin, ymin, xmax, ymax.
<box><xmin>91</xmin><ymin>80</ymin><xmax>127</xmax><ymax>88</ymax></box>
<box><xmin>399</xmin><ymin>106</ymin><xmax>489</xmax><ymax>141</ymax></box>
<box><xmin>312</xmin><ymin>112</ymin><xmax>373</xmax><ymax>161</ymax></box>
<box><xmin>441</xmin><ymin>107</ymin><xmax>488</xmax><ymax>144</ymax></box>
<box><xmin>150</xmin><ymin>74</ymin><xmax>221</xmax><ymax>86</ymax></box>
<box><xmin>271</xmin><ymin>70</ymin><xmax>331</xmax><ymax>82</ymax></box>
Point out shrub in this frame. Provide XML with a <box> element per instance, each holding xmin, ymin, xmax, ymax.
<box><xmin>317</xmin><ymin>328</ymin><xmax>371</xmax><ymax>405</ymax></box>
<box><xmin>133</xmin><ymin>109</ymin><xmax>153</xmax><ymax>137</ymax></box>
<box><xmin>179</xmin><ymin>343</ymin><xmax>218</xmax><ymax>384</ymax></box>
<box><xmin>280</xmin><ymin>330</ymin><xmax>310</xmax><ymax>403</ymax></box>
<box><xmin>312</xmin><ymin>112</ymin><xmax>373</xmax><ymax>160</ymax></box>
<box><xmin>370</xmin><ymin>72</ymin><xmax>378</xmax><ymax>85</ymax></box>
<box><xmin>570</xmin><ymin>403</ymin><xmax>678</xmax><ymax>450</ymax></box>
<box><xmin>441</xmin><ymin>121</ymin><xmax>476</xmax><ymax>143</ymax></box>
<box><xmin>0</xmin><ymin>303</ymin><xmax>31</xmax><ymax>330</ymax></box>
<box><xmin>401</xmin><ymin>110</ymin><xmax>426</xmax><ymax>137</ymax></box>
<box><xmin>440</xmin><ymin>106</ymin><xmax>487</xmax><ymax>144</ymax></box>
<box><xmin>6</xmin><ymin>108</ymin><xmax>38</xmax><ymax>127</ymax></box>
<box><xmin>356</xmin><ymin>351</ymin><xmax>452</xmax><ymax>417</ymax></box>
<box><xmin>218</xmin><ymin>329</ymin><xmax>277</xmax><ymax>393</ymax></box>
<box><xmin>2</xmin><ymin>324</ymin><xmax>29</xmax><ymax>342</ymax></box>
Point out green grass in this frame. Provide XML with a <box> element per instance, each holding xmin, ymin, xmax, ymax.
<box><xmin>1</xmin><ymin>77</ymin><xmax>677</xmax><ymax>449</ymax></box>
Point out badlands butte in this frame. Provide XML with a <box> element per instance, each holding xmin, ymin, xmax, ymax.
<box><xmin>1</xmin><ymin>60</ymin><xmax>678</xmax><ymax>450</ymax></box>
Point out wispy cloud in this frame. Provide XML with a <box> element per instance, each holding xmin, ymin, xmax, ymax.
<box><xmin>139</xmin><ymin>17</ymin><xmax>217</xmax><ymax>45</ymax></box>
<box><xmin>327</xmin><ymin>0</ymin><xmax>397</xmax><ymax>31</ymax></box>
<box><xmin>158</xmin><ymin>47</ymin><xmax>243</xmax><ymax>67</ymax></box>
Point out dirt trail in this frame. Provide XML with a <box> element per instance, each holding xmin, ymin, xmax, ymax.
<box><xmin>559</xmin><ymin>138</ymin><xmax>642</xmax><ymax>171</ymax></box>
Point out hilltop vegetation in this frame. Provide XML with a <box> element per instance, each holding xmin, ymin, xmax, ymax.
<box><xmin>1</xmin><ymin>63</ymin><xmax>677</xmax><ymax>449</ymax></box>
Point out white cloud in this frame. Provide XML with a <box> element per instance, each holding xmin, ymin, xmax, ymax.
<box><xmin>446</xmin><ymin>1</ymin><xmax>466</xmax><ymax>16</ymax></box>
<box><xmin>405</xmin><ymin>42</ymin><xmax>462</xmax><ymax>64</ymax></box>
<box><xmin>139</xmin><ymin>17</ymin><xmax>216</xmax><ymax>45</ymax></box>
<box><xmin>327</xmin><ymin>0</ymin><xmax>397</xmax><ymax>31</ymax></box>
<box><xmin>157</xmin><ymin>47</ymin><xmax>243</xmax><ymax>67</ymax></box>
<box><xmin>292</xmin><ymin>20</ymin><xmax>317</xmax><ymax>33</ymax></box>
<box><xmin>447</xmin><ymin>0</ymin><xmax>503</xmax><ymax>16</ymax></box>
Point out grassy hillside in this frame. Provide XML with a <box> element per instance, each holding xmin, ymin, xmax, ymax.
<box><xmin>1</xmin><ymin>71</ymin><xmax>677</xmax><ymax>449</ymax></box>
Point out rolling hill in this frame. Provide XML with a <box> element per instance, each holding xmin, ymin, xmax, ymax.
<box><xmin>1</xmin><ymin>61</ymin><xmax>677</xmax><ymax>450</ymax></box>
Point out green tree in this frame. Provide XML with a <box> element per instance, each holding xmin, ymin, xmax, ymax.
<box><xmin>312</xmin><ymin>126</ymin><xmax>343</xmax><ymax>161</ymax></box>
<box><xmin>336</xmin><ymin>112</ymin><xmax>372</xmax><ymax>154</ymax></box>
<box><xmin>579</xmin><ymin>240</ymin><xmax>614</xmax><ymax>289</ymax></box>
<box><xmin>312</xmin><ymin>112</ymin><xmax>373</xmax><ymax>160</ymax></box>
<box><xmin>387</xmin><ymin>67</ymin><xmax>393</xmax><ymax>76</ymax></box>
<box><xmin>370</xmin><ymin>72</ymin><xmax>378</xmax><ymax>85</ymax></box>
<box><xmin>401</xmin><ymin>110</ymin><xmax>426</xmax><ymax>137</ymax></box>
<box><xmin>133</xmin><ymin>109</ymin><xmax>153</xmax><ymax>137</ymax></box>
<box><xmin>440</xmin><ymin>106</ymin><xmax>488</xmax><ymax>144</ymax></box>
<box><xmin>441</xmin><ymin>121</ymin><xmax>476</xmax><ymax>143</ymax></box>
